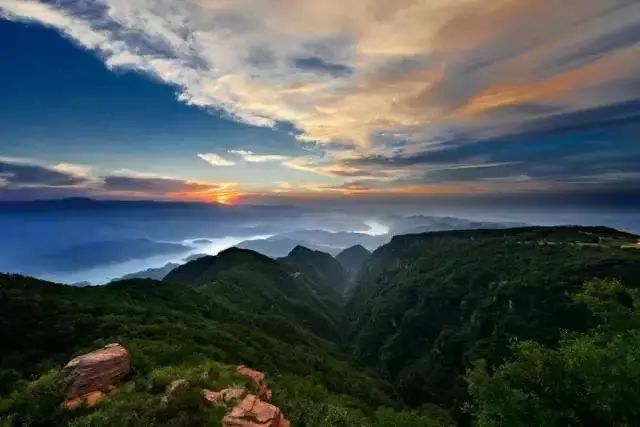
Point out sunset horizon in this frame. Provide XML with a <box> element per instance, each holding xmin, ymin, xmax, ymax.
<box><xmin>2</xmin><ymin>0</ymin><xmax>639</xmax><ymax>207</ymax></box>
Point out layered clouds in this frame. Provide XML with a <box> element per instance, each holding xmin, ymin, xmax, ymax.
<box><xmin>0</xmin><ymin>156</ymin><xmax>236</xmax><ymax>202</ymax></box>
<box><xmin>1</xmin><ymin>0</ymin><xmax>639</xmax><ymax>200</ymax></box>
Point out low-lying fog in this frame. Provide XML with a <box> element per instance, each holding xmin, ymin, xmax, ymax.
<box><xmin>1</xmin><ymin>199</ymin><xmax>639</xmax><ymax>285</ymax></box>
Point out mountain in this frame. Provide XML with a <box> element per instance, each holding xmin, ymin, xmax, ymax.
<box><xmin>164</xmin><ymin>247</ymin><xmax>342</xmax><ymax>340</ymax></box>
<box><xmin>275</xmin><ymin>229</ymin><xmax>388</xmax><ymax>251</ymax></box>
<box><xmin>236</xmin><ymin>237</ymin><xmax>339</xmax><ymax>258</ymax></box>
<box><xmin>279</xmin><ymin>246</ymin><xmax>348</xmax><ymax>296</ymax></box>
<box><xmin>336</xmin><ymin>245</ymin><xmax>371</xmax><ymax>281</ymax></box>
<box><xmin>114</xmin><ymin>262</ymin><xmax>180</xmax><ymax>281</ymax></box>
<box><xmin>1</xmin><ymin>265</ymin><xmax>443</xmax><ymax>425</ymax></box>
<box><xmin>347</xmin><ymin>226</ymin><xmax>640</xmax><ymax>414</ymax></box>
<box><xmin>236</xmin><ymin>218</ymin><xmax>525</xmax><ymax>261</ymax></box>
<box><xmin>237</xmin><ymin>229</ymin><xmax>389</xmax><ymax>259</ymax></box>
<box><xmin>4</xmin><ymin>225</ymin><xmax>640</xmax><ymax>425</ymax></box>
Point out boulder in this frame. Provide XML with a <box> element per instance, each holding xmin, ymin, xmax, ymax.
<box><xmin>236</xmin><ymin>365</ymin><xmax>272</xmax><ymax>401</ymax></box>
<box><xmin>62</xmin><ymin>343</ymin><xmax>130</xmax><ymax>402</ymax></box>
<box><xmin>222</xmin><ymin>394</ymin><xmax>290</xmax><ymax>427</ymax></box>
<box><xmin>203</xmin><ymin>387</ymin><xmax>247</xmax><ymax>405</ymax></box>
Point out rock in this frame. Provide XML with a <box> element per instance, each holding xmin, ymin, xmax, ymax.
<box><xmin>62</xmin><ymin>390</ymin><xmax>105</xmax><ymax>410</ymax></box>
<box><xmin>236</xmin><ymin>365</ymin><xmax>272</xmax><ymax>401</ymax></box>
<box><xmin>203</xmin><ymin>387</ymin><xmax>247</xmax><ymax>405</ymax></box>
<box><xmin>62</xmin><ymin>343</ymin><xmax>130</xmax><ymax>402</ymax></box>
<box><xmin>222</xmin><ymin>394</ymin><xmax>290</xmax><ymax>427</ymax></box>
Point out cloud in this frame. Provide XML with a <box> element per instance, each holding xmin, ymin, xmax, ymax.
<box><xmin>2</xmin><ymin>0</ymin><xmax>637</xmax><ymax>149</ymax></box>
<box><xmin>0</xmin><ymin>156</ymin><xmax>90</xmax><ymax>188</ymax></box>
<box><xmin>0</xmin><ymin>156</ymin><xmax>238</xmax><ymax>201</ymax></box>
<box><xmin>103</xmin><ymin>175</ymin><xmax>219</xmax><ymax>193</ymax></box>
<box><xmin>197</xmin><ymin>153</ymin><xmax>235</xmax><ymax>166</ymax></box>
<box><xmin>2</xmin><ymin>0</ymin><xmax>640</xmax><ymax>198</ymax></box>
<box><xmin>228</xmin><ymin>150</ymin><xmax>288</xmax><ymax>163</ymax></box>
<box><xmin>101</xmin><ymin>172</ymin><xmax>239</xmax><ymax>202</ymax></box>
<box><xmin>293</xmin><ymin>57</ymin><xmax>353</xmax><ymax>77</ymax></box>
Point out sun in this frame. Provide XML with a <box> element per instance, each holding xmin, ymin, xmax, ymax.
<box><xmin>214</xmin><ymin>193</ymin><xmax>238</xmax><ymax>205</ymax></box>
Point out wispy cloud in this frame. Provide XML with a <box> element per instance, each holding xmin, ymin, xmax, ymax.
<box><xmin>197</xmin><ymin>153</ymin><xmax>235</xmax><ymax>166</ymax></box>
<box><xmin>228</xmin><ymin>150</ymin><xmax>288</xmax><ymax>163</ymax></box>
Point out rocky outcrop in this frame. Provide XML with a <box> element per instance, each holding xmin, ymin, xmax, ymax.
<box><xmin>61</xmin><ymin>343</ymin><xmax>130</xmax><ymax>409</ymax></box>
<box><xmin>202</xmin><ymin>365</ymin><xmax>289</xmax><ymax>426</ymax></box>
<box><xmin>222</xmin><ymin>394</ymin><xmax>290</xmax><ymax>427</ymax></box>
<box><xmin>236</xmin><ymin>365</ymin><xmax>272</xmax><ymax>401</ymax></box>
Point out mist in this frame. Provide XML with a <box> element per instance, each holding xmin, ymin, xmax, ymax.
<box><xmin>2</xmin><ymin>198</ymin><xmax>639</xmax><ymax>285</ymax></box>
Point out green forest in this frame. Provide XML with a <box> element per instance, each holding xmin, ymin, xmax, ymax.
<box><xmin>2</xmin><ymin>226</ymin><xmax>640</xmax><ymax>426</ymax></box>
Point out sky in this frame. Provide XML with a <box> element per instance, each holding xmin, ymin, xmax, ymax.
<box><xmin>0</xmin><ymin>0</ymin><xmax>639</xmax><ymax>206</ymax></box>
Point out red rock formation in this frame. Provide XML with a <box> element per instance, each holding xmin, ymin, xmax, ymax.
<box><xmin>61</xmin><ymin>343</ymin><xmax>130</xmax><ymax>409</ymax></box>
<box><xmin>236</xmin><ymin>365</ymin><xmax>272</xmax><ymax>401</ymax></box>
<box><xmin>222</xmin><ymin>394</ymin><xmax>290</xmax><ymax>427</ymax></box>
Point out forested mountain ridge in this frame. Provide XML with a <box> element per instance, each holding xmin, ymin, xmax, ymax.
<box><xmin>2</xmin><ymin>225</ymin><xmax>640</xmax><ymax>426</ymax></box>
<box><xmin>279</xmin><ymin>246</ymin><xmax>348</xmax><ymax>297</ymax></box>
<box><xmin>0</xmin><ymin>271</ymin><xmax>436</xmax><ymax>425</ymax></box>
<box><xmin>164</xmin><ymin>247</ymin><xmax>343</xmax><ymax>335</ymax></box>
<box><xmin>347</xmin><ymin>226</ymin><xmax>640</xmax><ymax>413</ymax></box>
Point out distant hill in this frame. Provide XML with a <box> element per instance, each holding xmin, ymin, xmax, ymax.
<box><xmin>279</xmin><ymin>246</ymin><xmax>348</xmax><ymax>296</ymax></box>
<box><xmin>32</xmin><ymin>239</ymin><xmax>190</xmax><ymax>273</ymax></box>
<box><xmin>385</xmin><ymin>214</ymin><xmax>527</xmax><ymax>235</ymax></box>
<box><xmin>336</xmin><ymin>245</ymin><xmax>371</xmax><ymax>282</ymax></box>
<box><xmin>347</xmin><ymin>226</ymin><xmax>640</xmax><ymax>411</ymax></box>
<box><xmin>236</xmin><ymin>229</ymin><xmax>389</xmax><ymax>259</ymax></box>
<box><xmin>236</xmin><ymin>237</ymin><xmax>338</xmax><ymax>257</ymax></box>
<box><xmin>114</xmin><ymin>262</ymin><xmax>180</xmax><ymax>281</ymax></box>
<box><xmin>276</xmin><ymin>229</ymin><xmax>388</xmax><ymax>251</ymax></box>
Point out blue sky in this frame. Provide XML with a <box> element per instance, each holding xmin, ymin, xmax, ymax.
<box><xmin>0</xmin><ymin>1</ymin><xmax>639</xmax><ymax>204</ymax></box>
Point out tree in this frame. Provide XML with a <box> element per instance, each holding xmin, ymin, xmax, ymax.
<box><xmin>468</xmin><ymin>279</ymin><xmax>640</xmax><ymax>426</ymax></box>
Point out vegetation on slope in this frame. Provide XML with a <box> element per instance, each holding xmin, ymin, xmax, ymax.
<box><xmin>279</xmin><ymin>246</ymin><xmax>348</xmax><ymax>298</ymax></box>
<box><xmin>164</xmin><ymin>248</ymin><xmax>344</xmax><ymax>338</ymax></box>
<box><xmin>468</xmin><ymin>278</ymin><xmax>640</xmax><ymax>425</ymax></box>
<box><xmin>3</xmin><ymin>225</ymin><xmax>640</xmax><ymax>426</ymax></box>
<box><xmin>0</xmin><ymin>248</ymin><xmax>451</xmax><ymax>426</ymax></box>
<box><xmin>347</xmin><ymin>226</ymin><xmax>640</xmax><ymax>414</ymax></box>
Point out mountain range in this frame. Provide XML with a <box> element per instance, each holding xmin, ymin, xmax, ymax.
<box><xmin>2</xmin><ymin>225</ymin><xmax>640</xmax><ymax>425</ymax></box>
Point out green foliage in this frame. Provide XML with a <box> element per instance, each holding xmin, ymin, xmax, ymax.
<box><xmin>468</xmin><ymin>278</ymin><xmax>640</xmax><ymax>426</ymax></box>
<box><xmin>347</xmin><ymin>226</ymin><xmax>640</xmax><ymax>411</ymax></box>
<box><xmin>4</xmin><ymin>226</ymin><xmax>640</xmax><ymax>426</ymax></box>
<box><xmin>0</xmin><ymin>247</ymin><xmax>441</xmax><ymax>426</ymax></box>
